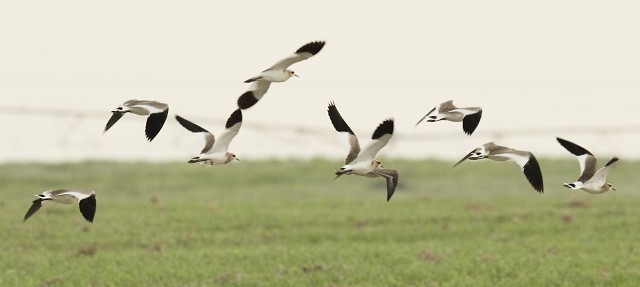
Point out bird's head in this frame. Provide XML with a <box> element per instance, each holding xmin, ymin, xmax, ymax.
<box><xmin>286</xmin><ymin>70</ymin><xmax>298</xmax><ymax>78</ymax></box>
<box><xmin>606</xmin><ymin>183</ymin><xmax>616</xmax><ymax>191</ymax></box>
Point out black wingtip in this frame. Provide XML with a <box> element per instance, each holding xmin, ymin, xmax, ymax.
<box><xmin>175</xmin><ymin>115</ymin><xmax>208</xmax><ymax>133</ymax></box>
<box><xmin>605</xmin><ymin>157</ymin><xmax>619</xmax><ymax>167</ymax></box>
<box><xmin>238</xmin><ymin>91</ymin><xmax>258</xmax><ymax>110</ymax></box>
<box><xmin>556</xmin><ymin>137</ymin><xmax>593</xmax><ymax>156</ymax></box>
<box><xmin>371</xmin><ymin>119</ymin><xmax>394</xmax><ymax>140</ymax></box>
<box><xmin>145</xmin><ymin>108</ymin><xmax>168</xmax><ymax>142</ymax></box>
<box><xmin>523</xmin><ymin>155</ymin><xmax>544</xmax><ymax>193</ymax></box>
<box><xmin>23</xmin><ymin>199</ymin><xmax>43</xmax><ymax>222</ymax></box>
<box><xmin>453</xmin><ymin>150</ymin><xmax>474</xmax><ymax>168</ymax></box>
<box><xmin>225</xmin><ymin>109</ymin><xmax>243</xmax><ymax>129</ymax></box>
<box><xmin>462</xmin><ymin>110</ymin><xmax>482</xmax><ymax>135</ymax></box>
<box><xmin>327</xmin><ymin>101</ymin><xmax>356</xmax><ymax>135</ymax></box>
<box><xmin>296</xmin><ymin>41</ymin><xmax>326</xmax><ymax>55</ymax></box>
<box><xmin>104</xmin><ymin>111</ymin><xmax>124</xmax><ymax>133</ymax></box>
<box><xmin>79</xmin><ymin>194</ymin><xmax>96</xmax><ymax>223</ymax></box>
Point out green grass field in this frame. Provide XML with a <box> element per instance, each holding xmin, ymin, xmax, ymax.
<box><xmin>1</xmin><ymin>159</ymin><xmax>639</xmax><ymax>286</ymax></box>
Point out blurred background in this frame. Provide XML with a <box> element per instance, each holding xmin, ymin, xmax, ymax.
<box><xmin>1</xmin><ymin>0</ymin><xmax>639</xmax><ymax>163</ymax></box>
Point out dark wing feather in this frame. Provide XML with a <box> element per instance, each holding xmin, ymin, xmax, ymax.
<box><xmin>371</xmin><ymin>119</ymin><xmax>394</xmax><ymax>140</ymax></box>
<box><xmin>453</xmin><ymin>149</ymin><xmax>476</xmax><ymax>167</ymax></box>
<box><xmin>237</xmin><ymin>81</ymin><xmax>271</xmax><ymax>110</ymax></box>
<box><xmin>78</xmin><ymin>194</ymin><xmax>96</xmax><ymax>223</ymax></box>
<box><xmin>175</xmin><ymin>115</ymin><xmax>209</xmax><ymax>133</ymax></box>
<box><xmin>327</xmin><ymin>102</ymin><xmax>361</xmax><ymax>164</ymax></box>
<box><xmin>296</xmin><ymin>41</ymin><xmax>326</xmax><ymax>55</ymax></box>
<box><xmin>605</xmin><ymin>157</ymin><xmax>619</xmax><ymax>167</ymax></box>
<box><xmin>238</xmin><ymin>91</ymin><xmax>258</xmax><ymax>109</ymax></box>
<box><xmin>175</xmin><ymin>115</ymin><xmax>214</xmax><ymax>154</ymax></box>
<box><xmin>145</xmin><ymin>108</ymin><xmax>168</xmax><ymax>141</ymax></box>
<box><xmin>462</xmin><ymin>110</ymin><xmax>482</xmax><ymax>135</ymax></box>
<box><xmin>556</xmin><ymin>137</ymin><xmax>597</xmax><ymax>181</ymax></box>
<box><xmin>23</xmin><ymin>199</ymin><xmax>44</xmax><ymax>222</ymax></box>
<box><xmin>225</xmin><ymin>109</ymin><xmax>243</xmax><ymax>129</ymax></box>
<box><xmin>522</xmin><ymin>154</ymin><xmax>544</xmax><ymax>193</ymax></box>
<box><xmin>380</xmin><ymin>169</ymin><xmax>399</xmax><ymax>201</ymax></box>
<box><xmin>104</xmin><ymin>111</ymin><xmax>124</xmax><ymax>132</ymax></box>
<box><xmin>415</xmin><ymin>107</ymin><xmax>436</xmax><ymax>126</ymax></box>
<box><xmin>327</xmin><ymin>102</ymin><xmax>356</xmax><ymax>135</ymax></box>
<box><xmin>556</xmin><ymin>137</ymin><xmax>593</xmax><ymax>156</ymax></box>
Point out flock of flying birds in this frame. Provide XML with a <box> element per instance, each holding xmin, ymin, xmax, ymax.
<box><xmin>22</xmin><ymin>40</ymin><xmax>620</xmax><ymax>224</ymax></box>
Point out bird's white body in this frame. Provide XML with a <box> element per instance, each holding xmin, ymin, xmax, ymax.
<box><xmin>564</xmin><ymin>181</ymin><xmax>608</xmax><ymax>194</ymax></box>
<box><xmin>251</xmin><ymin>70</ymin><xmax>295</xmax><ymax>83</ymax></box>
<box><xmin>192</xmin><ymin>152</ymin><xmax>237</xmax><ymax>165</ymax></box>
<box><xmin>339</xmin><ymin>160</ymin><xmax>380</xmax><ymax>177</ymax></box>
<box><xmin>113</xmin><ymin>100</ymin><xmax>167</xmax><ymax>115</ymax></box>
<box><xmin>38</xmin><ymin>189</ymin><xmax>93</xmax><ymax>204</ymax></box>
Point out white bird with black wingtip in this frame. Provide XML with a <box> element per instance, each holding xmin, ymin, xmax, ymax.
<box><xmin>23</xmin><ymin>189</ymin><xmax>97</xmax><ymax>223</ymax></box>
<box><xmin>454</xmin><ymin>142</ymin><xmax>544</xmax><ymax>193</ymax></box>
<box><xmin>327</xmin><ymin>102</ymin><xmax>399</xmax><ymax>201</ymax></box>
<box><xmin>175</xmin><ymin>109</ymin><xmax>242</xmax><ymax>165</ymax></box>
<box><xmin>556</xmin><ymin>137</ymin><xmax>619</xmax><ymax>194</ymax></box>
<box><xmin>237</xmin><ymin>41</ymin><xmax>326</xmax><ymax>110</ymax></box>
<box><xmin>416</xmin><ymin>100</ymin><xmax>482</xmax><ymax>136</ymax></box>
<box><xmin>104</xmin><ymin>100</ymin><xmax>169</xmax><ymax>141</ymax></box>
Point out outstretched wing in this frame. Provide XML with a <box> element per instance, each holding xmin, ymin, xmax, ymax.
<box><xmin>453</xmin><ymin>148</ymin><xmax>477</xmax><ymax>168</ymax></box>
<box><xmin>586</xmin><ymin>157</ymin><xmax>619</xmax><ymax>187</ymax></box>
<box><xmin>78</xmin><ymin>194</ymin><xmax>96</xmax><ymax>223</ymax></box>
<box><xmin>145</xmin><ymin>108</ymin><xmax>169</xmax><ymax>141</ymax></box>
<box><xmin>415</xmin><ymin>107</ymin><xmax>436</xmax><ymax>126</ymax></box>
<box><xmin>175</xmin><ymin>115</ymin><xmax>215</xmax><ymax>154</ymax></box>
<box><xmin>211</xmin><ymin>109</ymin><xmax>242</xmax><ymax>153</ymax></box>
<box><xmin>104</xmin><ymin>111</ymin><xmax>124</xmax><ymax>133</ymax></box>
<box><xmin>556</xmin><ymin>137</ymin><xmax>597</xmax><ymax>182</ymax></box>
<box><xmin>327</xmin><ymin>102</ymin><xmax>360</xmax><ymax>164</ymax></box>
<box><xmin>352</xmin><ymin>119</ymin><xmax>394</xmax><ymax>164</ymax></box>
<box><xmin>460</xmin><ymin>108</ymin><xmax>482</xmax><ymax>135</ymax></box>
<box><xmin>497</xmin><ymin>151</ymin><xmax>544</xmax><ymax>193</ymax></box>
<box><xmin>237</xmin><ymin>80</ymin><xmax>272</xmax><ymax>110</ymax></box>
<box><xmin>373</xmin><ymin>168</ymin><xmax>399</xmax><ymax>201</ymax></box>
<box><xmin>23</xmin><ymin>199</ymin><xmax>43</xmax><ymax>222</ymax></box>
<box><xmin>266</xmin><ymin>41</ymin><xmax>326</xmax><ymax>71</ymax></box>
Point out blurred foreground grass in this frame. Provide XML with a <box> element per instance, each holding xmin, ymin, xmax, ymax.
<box><xmin>0</xmin><ymin>159</ymin><xmax>639</xmax><ymax>286</ymax></box>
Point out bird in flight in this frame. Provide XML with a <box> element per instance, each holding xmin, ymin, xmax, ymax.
<box><xmin>23</xmin><ymin>189</ymin><xmax>97</xmax><ymax>223</ymax></box>
<box><xmin>175</xmin><ymin>109</ymin><xmax>242</xmax><ymax>165</ymax></box>
<box><xmin>454</xmin><ymin>142</ymin><xmax>544</xmax><ymax>193</ymax></box>
<box><xmin>237</xmin><ymin>41</ymin><xmax>326</xmax><ymax>110</ymax></box>
<box><xmin>104</xmin><ymin>100</ymin><xmax>169</xmax><ymax>142</ymax></box>
<box><xmin>556</xmin><ymin>137</ymin><xmax>619</xmax><ymax>194</ymax></box>
<box><xmin>416</xmin><ymin>100</ymin><xmax>482</xmax><ymax>136</ymax></box>
<box><xmin>327</xmin><ymin>102</ymin><xmax>399</xmax><ymax>201</ymax></box>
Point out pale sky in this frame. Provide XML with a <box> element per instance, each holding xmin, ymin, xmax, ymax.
<box><xmin>1</xmin><ymin>1</ymin><xmax>639</xmax><ymax>162</ymax></box>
